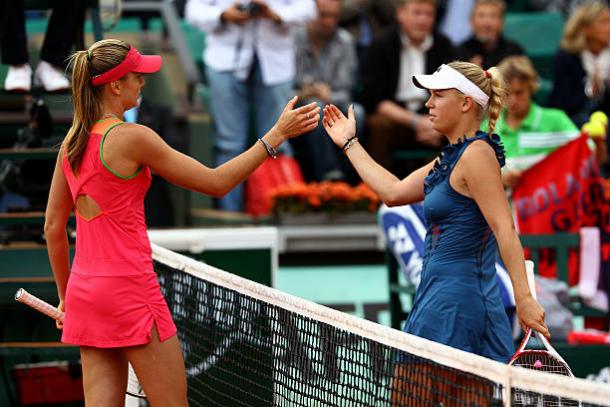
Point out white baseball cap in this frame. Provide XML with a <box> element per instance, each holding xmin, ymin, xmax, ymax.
<box><xmin>412</xmin><ymin>64</ymin><xmax>490</xmax><ymax>108</ymax></box>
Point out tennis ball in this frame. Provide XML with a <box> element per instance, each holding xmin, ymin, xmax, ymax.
<box><xmin>590</xmin><ymin>111</ymin><xmax>608</xmax><ymax>128</ymax></box>
<box><xmin>582</xmin><ymin>121</ymin><xmax>607</xmax><ymax>139</ymax></box>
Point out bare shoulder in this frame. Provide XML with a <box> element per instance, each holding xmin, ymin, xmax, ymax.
<box><xmin>115</xmin><ymin>122</ymin><xmax>156</xmax><ymax>137</ymax></box>
<box><xmin>460</xmin><ymin>139</ymin><xmax>500</xmax><ymax>170</ymax></box>
<box><xmin>112</xmin><ymin>122</ymin><xmax>160</xmax><ymax>145</ymax></box>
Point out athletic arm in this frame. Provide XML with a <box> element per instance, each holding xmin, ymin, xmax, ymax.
<box><xmin>323</xmin><ymin>104</ymin><xmax>432</xmax><ymax>205</ymax></box>
<box><xmin>345</xmin><ymin>139</ymin><xmax>433</xmax><ymax>205</ymax></box>
<box><xmin>460</xmin><ymin>142</ymin><xmax>550</xmax><ymax>339</ymax></box>
<box><xmin>131</xmin><ymin>126</ymin><xmax>273</xmax><ymax>197</ymax></box>
<box><xmin>130</xmin><ymin>98</ymin><xmax>319</xmax><ymax>197</ymax></box>
<box><xmin>44</xmin><ymin>151</ymin><xmax>73</xmax><ymax>304</ymax></box>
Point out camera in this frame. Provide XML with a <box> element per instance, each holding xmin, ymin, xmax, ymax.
<box><xmin>237</xmin><ymin>2</ymin><xmax>263</xmax><ymax>16</ymax></box>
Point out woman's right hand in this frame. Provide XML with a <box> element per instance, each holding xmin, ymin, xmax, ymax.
<box><xmin>271</xmin><ymin>96</ymin><xmax>320</xmax><ymax>141</ymax></box>
<box><xmin>323</xmin><ymin>104</ymin><xmax>356</xmax><ymax>148</ymax></box>
<box><xmin>516</xmin><ymin>294</ymin><xmax>550</xmax><ymax>340</ymax></box>
<box><xmin>56</xmin><ymin>300</ymin><xmax>65</xmax><ymax>330</ymax></box>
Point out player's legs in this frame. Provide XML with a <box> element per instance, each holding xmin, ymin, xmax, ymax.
<box><xmin>124</xmin><ymin>325</ymin><xmax>188</xmax><ymax>406</ymax></box>
<box><xmin>80</xmin><ymin>346</ymin><xmax>129</xmax><ymax>407</ymax></box>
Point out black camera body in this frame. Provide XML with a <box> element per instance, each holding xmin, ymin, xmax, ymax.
<box><xmin>238</xmin><ymin>2</ymin><xmax>262</xmax><ymax>16</ymax></box>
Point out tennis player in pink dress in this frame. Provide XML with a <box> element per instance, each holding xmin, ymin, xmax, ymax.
<box><xmin>44</xmin><ymin>38</ymin><xmax>320</xmax><ymax>406</ymax></box>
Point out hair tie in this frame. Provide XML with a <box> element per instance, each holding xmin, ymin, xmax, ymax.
<box><xmin>484</xmin><ymin>70</ymin><xmax>491</xmax><ymax>79</ymax></box>
<box><xmin>87</xmin><ymin>49</ymin><xmax>92</xmax><ymax>61</ymax></box>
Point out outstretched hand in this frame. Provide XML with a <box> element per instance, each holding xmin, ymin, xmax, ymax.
<box><xmin>272</xmin><ymin>96</ymin><xmax>320</xmax><ymax>141</ymax></box>
<box><xmin>323</xmin><ymin>104</ymin><xmax>356</xmax><ymax>148</ymax></box>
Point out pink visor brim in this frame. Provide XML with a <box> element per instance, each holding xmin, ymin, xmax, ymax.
<box><xmin>133</xmin><ymin>54</ymin><xmax>162</xmax><ymax>74</ymax></box>
<box><xmin>91</xmin><ymin>47</ymin><xmax>163</xmax><ymax>86</ymax></box>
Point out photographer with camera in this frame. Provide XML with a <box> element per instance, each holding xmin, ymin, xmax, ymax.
<box><xmin>186</xmin><ymin>0</ymin><xmax>316</xmax><ymax>211</ymax></box>
<box><xmin>225</xmin><ymin>1</ymin><xmax>272</xmax><ymax>22</ymax></box>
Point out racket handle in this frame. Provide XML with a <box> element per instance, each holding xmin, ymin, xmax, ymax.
<box><xmin>525</xmin><ymin>260</ymin><xmax>536</xmax><ymax>300</ymax></box>
<box><xmin>15</xmin><ymin>288</ymin><xmax>65</xmax><ymax>323</ymax></box>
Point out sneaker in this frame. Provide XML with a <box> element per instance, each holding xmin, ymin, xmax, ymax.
<box><xmin>34</xmin><ymin>61</ymin><xmax>70</xmax><ymax>92</ymax></box>
<box><xmin>4</xmin><ymin>64</ymin><xmax>32</xmax><ymax>93</ymax></box>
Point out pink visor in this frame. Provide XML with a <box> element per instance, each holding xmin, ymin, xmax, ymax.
<box><xmin>90</xmin><ymin>47</ymin><xmax>162</xmax><ymax>86</ymax></box>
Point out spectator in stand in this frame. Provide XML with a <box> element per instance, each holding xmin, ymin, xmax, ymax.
<box><xmin>456</xmin><ymin>0</ymin><xmax>524</xmax><ymax>70</ymax></box>
<box><xmin>482</xmin><ymin>56</ymin><xmax>583</xmax><ymax>188</ymax></box>
<box><xmin>185</xmin><ymin>0</ymin><xmax>316</xmax><ymax>211</ymax></box>
<box><xmin>360</xmin><ymin>0</ymin><xmax>455</xmax><ymax>177</ymax></box>
<box><xmin>0</xmin><ymin>0</ymin><xmax>84</xmax><ymax>92</ymax></box>
<box><xmin>293</xmin><ymin>0</ymin><xmax>365</xmax><ymax>182</ymax></box>
<box><xmin>549</xmin><ymin>1</ymin><xmax>610</xmax><ymax>127</ymax></box>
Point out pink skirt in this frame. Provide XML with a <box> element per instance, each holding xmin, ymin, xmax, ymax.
<box><xmin>61</xmin><ymin>272</ymin><xmax>177</xmax><ymax>348</ymax></box>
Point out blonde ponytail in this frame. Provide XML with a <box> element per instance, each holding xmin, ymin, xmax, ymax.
<box><xmin>64</xmin><ymin>39</ymin><xmax>130</xmax><ymax>173</ymax></box>
<box><xmin>486</xmin><ymin>66</ymin><xmax>504</xmax><ymax>134</ymax></box>
<box><xmin>64</xmin><ymin>50</ymin><xmax>100</xmax><ymax>173</ymax></box>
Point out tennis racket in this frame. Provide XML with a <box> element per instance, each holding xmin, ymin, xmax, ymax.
<box><xmin>14</xmin><ymin>288</ymin><xmax>146</xmax><ymax>399</ymax></box>
<box><xmin>509</xmin><ymin>261</ymin><xmax>579</xmax><ymax>406</ymax></box>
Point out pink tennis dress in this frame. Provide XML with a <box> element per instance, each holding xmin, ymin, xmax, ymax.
<box><xmin>60</xmin><ymin>117</ymin><xmax>176</xmax><ymax>347</ymax></box>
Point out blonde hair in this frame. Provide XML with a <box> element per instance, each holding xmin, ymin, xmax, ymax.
<box><xmin>561</xmin><ymin>1</ymin><xmax>609</xmax><ymax>54</ymax></box>
<box><xmin>64</xmin><ymin>39</ymin><xmax>131</xmax><ymax>173</ymax></box>
<box><xmin>448</xmin><ymin>61</ymin><xmax>505</xmax><ymax>134</ymax></box>
<box><xmin>497</xmin><ymin>55</ymin><xmax>540</xmax><ymax>93</ymax></box>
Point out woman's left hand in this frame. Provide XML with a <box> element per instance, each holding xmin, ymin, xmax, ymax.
<box><xmin>323</xmin><ymin>104</ymin><xmax>356</xmax><ymax>148</ymax></box>
<box><xmin>516</xmin><ymin>294</ymin><xmax>550</xmax><ymax>340</ymax></box>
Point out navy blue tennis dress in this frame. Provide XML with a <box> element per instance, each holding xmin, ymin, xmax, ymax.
<box><xmin>403</xmin><ymin>131</ymin><xmax>514</xmax><ymax>363</ymax></box>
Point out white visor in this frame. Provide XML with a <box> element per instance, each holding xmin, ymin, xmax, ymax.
<box><xmin>412</xmin><ymin>64</ymin><xmax>489</xmax><ymax>108</ymax></box>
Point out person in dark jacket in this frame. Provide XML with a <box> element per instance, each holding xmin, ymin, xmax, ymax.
<box><xmin>456</xmin><ymin>0</ymin><xmax>524</xmax><ymax>69</ymax></box>
<box><xmin>549</xmin><ymin>1</ymin><xmax>610</xmax><ymax>126</ymax></box>
<box><xmin>360</xmin><ymin>0</ymin><xmax>456</xmax><ymax>176</ymax></box>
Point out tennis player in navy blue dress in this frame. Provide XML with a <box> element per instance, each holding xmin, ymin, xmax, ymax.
<box><xmin>323</xmin><ymin>61</ymin><xmax>550</xmax><ymax>402</ymax></box>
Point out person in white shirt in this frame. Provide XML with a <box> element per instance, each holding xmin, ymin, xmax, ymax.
<box><xmin>186</xmin><ymin>0</ymin><xmax>316</xmax><ymax>211</ymax></box>
<box><xmin>360</xmin><ymin>0</ymin><xmax>456</xmax><ymax>177</ymax></box>
<box><xmin>293</xmin><ymin>0</ymin><xmax>365</xmax><ymax>182</ymax></box>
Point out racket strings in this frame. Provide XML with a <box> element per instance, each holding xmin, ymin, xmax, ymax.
<box><xmin>511</xmin><ymin>352</ymin><xmax>580</xmax><ymax>406</ymax></box>
<box><xmin>511</xmin><ymin>353</ymin><xmax>573</xmax><ymax>376</ymax></box>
